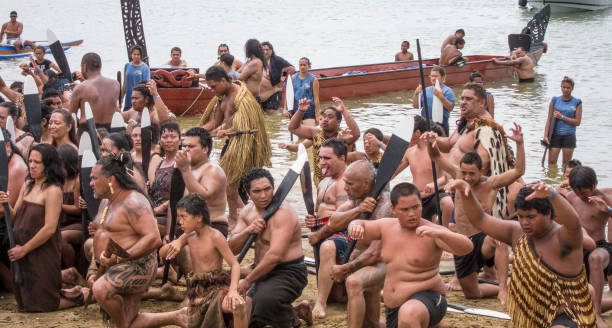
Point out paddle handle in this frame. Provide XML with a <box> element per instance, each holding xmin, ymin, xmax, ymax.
<box><xmin>4</xmin><ymin>203</ymin><xmax>22</xmax><ymax>285</ymax></box>
<box><xmin>237</xmin><ymin>233</ymin><xmax>257</xmax><ymax>263</ymax></box>
<box><xmin>342</xmin><ymin>211</ymin><xmax>370</xmax><ymax>264</ymax></box>
<box><xmin>117</xmin><ymin>71</ymin><xmax>122</xmax><ymax>108</ymax></box>
<box><xmin>79</xmin><ymin>209</ymin><xmax>90</xmax><ymax>275</ymax></box>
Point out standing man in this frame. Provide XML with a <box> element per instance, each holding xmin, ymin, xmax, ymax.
<box><xmin>69</xmin><ymin>53</ymin><xmax>120</xmax><ymax>131</ymax></box>
<box><xmin>412</xmin><ymin>65</ymin><xmax>455</xmax><ymax>135</ymax></box>
<box><xmin>88</xmin><ymin>156</ymin><xmax>187</xmax><ymax>327</ymax></box>
<box><xmin>237</xmin><ymin>39</ymin><xmax>267</xmax><ymax>102</ymax></box>
<box><xmin>492</xmin><ymin>46</ymin><xmax>535</xmax><ymax>83</ymax></box>
<box><xmin>348</xmin><ymin>183</ymin><xmax>473</xmax><ymax>328</ymax></box>
<box><xmin>449</xmin><ymin>179</ymin><xmax>596</xmax><ymax>328</ymax></box>
<box><xmin>441</xmin><ymin>29</ymin><xmax>465</xmax><ymax>51</ymax></box>
<box><xmin>165</xmin><ymin>47</ymin><xmax>187</xmax><ymax>67</ymax></box>
<box><xmin>229</xmin><ymin>169</ymin><xmax>308</xmax><ymax>328</ymax></box>
<box><xmin>394</xmin><ymin>41</ymin><xmax>414</xmax><ymax>61</ymax></box>
<box><xmin>0</xmin><ymin>11</ymin><xmax>35</xmax><ymax>52</ymax></box>
<box><xmin>175</xmin><ymin>127</ymin><xmax>229</xmax><ymax>237</ymax></box>
<box><xmin>566</xmin><ymin>166</ymin><xmax>612</xmax><ymax>326</ymax></box>
<box><xmin>305</xmin><ymin>138</ymin><xmax>350</xmax><ymax>319</ymax></box>
<box><xmin>198</xmin><ymin>66</ymin><xmax>271</xmax><ymax>228</ymax></box>
<box><xmin>289</xmin><ymin>97</ymin><xmax>360</xmax><ymax>186</ymax></box>
<box><xmin>440</xmin><ymin>38</ymin><xmax>465</xmax><ymax>66</ymax></box>
<box><xmin>260</xmin><ymin>41</ymin><xmax>295</xmax><ymax>113</ymax></box>
<box><xmin>216</xmin><ymin>43</ymin><xmax>243</xmax><ymax>71</ymax></box>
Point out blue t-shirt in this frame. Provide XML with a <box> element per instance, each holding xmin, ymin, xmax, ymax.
<box><xmin>552</xmin><ymin>96</ymin><xmax>581</xmax><ymax>136</ymax></box>
<box><xmin>228</xmin><ymin>69</ymin><xmax>238</xmax><ymax>81</ymax></box>
<box><xmin>124</xmin><ymin>62</ymin><xmax>151</xmax><ymax>109</ymax></box>
<box><xmin>420</xmin><ymin>85</ymin><xmax>455</xmax><ymax>131</ymax></box>
<box><xmin>292</xmin><ymin>73</ymin><xmax>316</xmax><ymax>118</ymax></box>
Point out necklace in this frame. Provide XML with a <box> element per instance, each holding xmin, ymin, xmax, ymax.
<box><xmin>368</xmin><ymin>151</ymin><xmax>383</xmax><ymax>163</ymax></box>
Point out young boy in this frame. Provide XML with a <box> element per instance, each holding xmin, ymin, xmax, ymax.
<box><xmin>162</xmin><ymin>194</ymin><xmax>246</xmax><ymax>327</ymax></box>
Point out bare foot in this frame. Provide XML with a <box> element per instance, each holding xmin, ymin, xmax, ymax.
<box><xmin>295</xmin><ymin>300</ymin><xmax>313</xmax><ymax>326</ymax></box>
<box><xmin>311</xmin><ymin>301</ymin><xmax>325</xmax><ymax>319</ymax></box>
<box><xmin>61</xmin><ymin>267</ymin><xmax>86</xmax><ymax>286</ymax></box>
<box><xmin>446</xmin><ymin>275</ymin><xmax>462</xmax><ymax>291</ymax></box>
<box><xmin>176</xmin><ymin>307</ymin><xmax>188</xmax><ymax>328</ymax></box>
<box><xmin>478</xmin><ymin>265</ymin><xmax>497</xmax><ymax>281</ymax></box>
<box><xmin>497</xmin><ymin>288</ymin><xmax>507</xmax><ymax>307</ymax></box>
<box><xmin>161</xmin><ymin>282</ymin><xmax>185</xmax><ymax>302</ymax></box>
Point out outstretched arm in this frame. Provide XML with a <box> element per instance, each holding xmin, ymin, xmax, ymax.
<box><xmin>423</xmin><ymin>131</ymin><xmax>458</xmax><ymax>178</ymax></box>
<box><xmin>416</xmin><ymin>224</ymin><xmax>473</xmax><ymax>256</ymax></box>
<box><xmin>333</xmin><ymin>97</ymin><xmax>360</xmax><ymax>144</ymax></box>
<box><xmin>288</xmin><ymin>98</ymin><xmax>319</xmax><ymax>139</ymax></box>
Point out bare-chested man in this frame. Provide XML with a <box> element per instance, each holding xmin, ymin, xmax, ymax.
<box><xmin>327</xmin><ymin>161</ymin><xmax>392</xmax><ymax>328</ymax></box>
<box><xmin>165</xmin><ymin>47</ymin><xmax>187</xmax><ymax>67</ymax></box>
<box><xmin>229</xmin><ymin>168</ymin><xmax>309</xmax><ymax>328</ymax></box>
<box><xmin>175</xmin><ymin>127</ymin><xmax>228</xmax><ymax>237</ymax></box>
<box><xmin>198</xmin><ymin>65</ymin><xmax>271</xmax><ymax>228</ymax></box>
<box><xmin>304</xmin><ymin>138</ymin><xmax>350</xmax><ymax>319</ymax></box>
<box><xmin>237</xmin><ymin>39</ymin><xmax>267</xmax><ymax>102</ymax></box>
<box><xmin>348</xmin><ymin>183</ymin><xmax>473</xmax><ymax>328</ymax></box>
<box><xmin>441</xmin><ymin>29</ymin><xmax>465</xmax><ymax>52</ymax></box>
<box><xmin>394</xmin><ymin>41</ymin><xmax>414</xmax><ymax>62</ymax></box>
<box><xmin>216</xmin><ymin>43</ymin><xmax>243</xmax><ymax>71</ymax></box>
<box><xmin>0</xmin><ymin>11</ymin><xmax>35</xmax><ymax>52</ymax></box>
<box><xmin>492</xmin><ymin>46</ymin><xmax>535</xmax><ymax>83</ymax></box>
<box><xmin>69</xmin><ymin>53</ymin><xmax>120</xmax><ymax>130</ymax></box>
<box><xmin>440</xmin><ymin>38</ymin><xmax>465</xmax><ymax>66</ymax></box>
<box><xmin>425</xmin><ymin>122</ymin><xmax>525</xmax><ymax>305</ymax></box>
<box><xmin>87</xmin><ymin>155</ymin><xmax>186</xmax><ymax>328</ymax></box>
<box><xmin>566</xmin><ymin>166</ymin><xmax>612</xmax><ymax>326</ymax></box>
<box><xmin>0</xmin><ymin>102</ymin><xmax>33</xmax><ymax>156</ymax></box>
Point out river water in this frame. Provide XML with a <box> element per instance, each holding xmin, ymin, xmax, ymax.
<box><xmin>2</xmin><ymin>1</ymin><xmax>612</xmax><ymax>216</ymax></box>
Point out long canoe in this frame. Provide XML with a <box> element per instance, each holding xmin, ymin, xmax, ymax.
<box><xmin>0</xmin><ymin>39</ymin><xmax>83</xmax><ymax>58</ymax></box>
<box><xmin>158</xmin><ymin>54</ymin><xmax>525</xmax><ymax>116</ymax></box>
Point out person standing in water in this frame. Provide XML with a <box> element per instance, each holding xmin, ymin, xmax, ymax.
<box><xmin>122</xmin><ymin>45</ymin><xmax>151</xmax><ymax>110</ymax></box>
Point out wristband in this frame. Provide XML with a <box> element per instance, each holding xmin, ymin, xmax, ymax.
<box><xmin>607</xmin><ymin>206</ymin><xmax>611</xmax><ymax>215</ymax></box>
<box><xmin>378</xmin><ymin>141</ymin><xmax>383</xmax><ymax>148</ymax></box>
<box><xmin>560</xmin><ymin>115</ymin><xmax>564</xmax><ymax>120</ymax></box>
<box><xmin>547</xmin><ymin>188</ymin><xmax>557</xmax><ymax>200</ymax></box>
<box><xmin>153</xmin><ymin>95</ymin><xmax>161</xmax><ymax>100</ymax></box>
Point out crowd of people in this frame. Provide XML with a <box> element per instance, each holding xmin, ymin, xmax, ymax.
<box><xmin>0</xmin><ymin>10</ymin><xmax>606</xmax><ymax>328</ymax></box>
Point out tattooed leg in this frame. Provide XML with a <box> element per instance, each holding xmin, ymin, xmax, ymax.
<box><xmin>346</xmin><ymin>263</ymin><xmax>386</xmax><ymax>328</ymax></box>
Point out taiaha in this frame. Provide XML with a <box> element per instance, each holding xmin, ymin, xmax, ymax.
<box><xmin>23</xmin><ymin>75</ymin><xmax>42</xmax><ymax>143</ymax></box>
<box><xmin>83</xmin><ymin>103</ymin><xmax>102</xmax><ymax>159</ymax></box>
<box><xmin>161</xmin><ymin>165</ymin><xmax>185</xmax><ymax>284</ymax></box>
<box><xmin>141</xmin><ymin>108</ymin><xmax>152</xmax><ymax>182</ymax></box>
<box><xmin>46</xmin><ymin>29</ymin><xmax>73</xmax><ymax>82</ymax></box>
<box><xmin>110</xmin><ymin>112</ymin><xmax>127</xmax><ymax>134</ymax></box>
<box><xmin>416</xmin><ymin>39</ymin><xmax>442</xmax><ymax>222</ymax></box>
<box><xmin>342</xmin><ymin>114</ymin><xmax>415</xmax><ymax>263</ymax></box>
<box><xmin>237</xmin><ymin>144</ymin><xmax>308</xmax><ymax>263</ymax></box>
<box><xmin>0</xmin><ymin>130</ymin><xmax>22</xmax><ymax>285</ymax></box>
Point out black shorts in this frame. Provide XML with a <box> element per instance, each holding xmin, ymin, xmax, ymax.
<box><xmin>211</xmin><ymin>221</ymin><xmax>229</xmax><ymax>238</ymax></box>
<box><xmin>519</xmin><ymin>77</ymin><xmax>535</xmax><ymax>83</ymax></box>
<box><xmin>584</xmin><ymin>240</ymin><xmax>612</xmax><ymax>277</ymax></box>
<box><xmin>550</xmin><ymin>134</ymin><xmax>576</xmax><ymax>149</ymax></box>
<box><xmin>385</xmin><ymin>291</ymin><xmax>447</xmax><ymax>328</ymax></box>
<box><xmin>261</xmin><ymin>91</ymin><xmax>282</xmax><ymax>110</ymax></box>
<box><xmin>453</xmin><ymin>232</ymin><xmax>494</xmax><ymax>278</ymax></box>
<box><xmin>551</xmin><ymin>312</ymin><xmax>578</xmax><ymax>328</ymax></box>
<box><xmin>421</xmin><ymin>191</ymin><xmax>449</xmax><ymax>221</ymax></box>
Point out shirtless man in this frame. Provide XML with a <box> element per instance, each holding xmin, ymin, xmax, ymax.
<box><xmin>566</xmin><ymin>166</ymin><xmax>612</xmax><ymax>325</ymax></box>
<box><xmin>165</xmin><ymin>47</ymin><xmax>187</xmax><ymax>67</ymax></box>
<box><xmin>425</xmin><ymin>122</ymin><xmax>525</xmax><ymax>305</ymax></box>
<box><xmin>327</xmin><ymin>161</ymin><xmax>392</xmax><ymax>328</ymax></box>
<box><xmin>87</xmin><ymin>155</ymin><xmax>186</xmax><ymax>328</ymax></box>
<box><xmin>348</xmin><ymin>183</ymin><xmax>473</xmax><ymax>328</ymax></box>
<box><xmin>395</xmin><ymin>116</ymin><xmax>454</xmax><ymax>226</ymax></box>
<box><xmin>492</xmin><ymin>46</ymin><xmax>535</xmax><ymax>83</ymax></box>
<box><xmin>0</xmin><ymin>102</ymin><xmax>33</xmax><ymax>156</ymax></box>
<box><xmin>216</xmin><ymin>43</ymin><xmax>243</xmax><ymax>71</ymax></box>
<box><xmin>69</xmin><ymin>53</ymin><xmax>120</xmax><ymax>130</ymax></box>
<box><xmin>441</xmin><ymin>29</ymin><xmax>465</xmax><ymax>52</ymax></box>
<box><xmin>229</xmin><ymin>168</ymin><xmax>308</xmax><ymax>328</ymax></box>
<box><xmin>0</xmin><ymin>12</ymin><xmax>35</xmax><ymax>52</ymax></box>
<box><xmin>450</xmin><ymin>179</ymin><xmax>597</xmax><ymax>328</ymax></box>
<box><xmin>440</xmin><ymin>38</ymin><xmax>465</xmax><ymax>66</ymax></box>
<box><xmin>175</xmin><ymin>127</ymin><xmax>228</xmax><ymax>236</ymax></box>
<box><xmin>394</xmin><ymin>41</ymin><xmax>414</xmax><ymax>61</ymax></box>
<box><xmin>237</xmin><ymin>39</ymin><xmax>266</xmax><ymax>101</ymax></box>
<box><xmin>304</xmin><ymin>138</ymin><xmax>350</xmax><ymax>319</ymax></box>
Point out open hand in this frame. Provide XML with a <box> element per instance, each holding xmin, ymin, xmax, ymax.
<box><xmin>331</xmin><ymin>97</ymin><xmax>345</xmax><ymax>112</ymax></box>
<box><xmin>525</xmin><ymin>181</ymin><xmax>554</xmax><ymax>200</ymax></box>
<box><xmin>506</xmin><ymin>122</ymin><xmax>524</xmax><ymax>144</ymax></box>
<box><xmin>298</xmin><ymin>98</ymin><xmax>310</xmax><ymax>112</ymax></box>
<box><xmin>588</xmin><ymin>196</ymin><xmax>610</xmax><ymax>214</ymax></box>
<box><xmin>164</xmin><ymin>239</ymin><xmax>183</xmax><ymax>260</ymax></box>
<box><xmin>445</xmin><ymin>179</ymin><xmax>471</xmax><ymax>197</ymax></box>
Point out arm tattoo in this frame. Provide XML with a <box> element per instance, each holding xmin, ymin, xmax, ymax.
<box><xmin>123</xmin><ymin>197</ymin><xmax>148</xmax><ymax>222</ymax></box>
<box><xmin>348</xmin><ymin>258</ymin><xmax>364</xmax><ymax>273</ymax></box>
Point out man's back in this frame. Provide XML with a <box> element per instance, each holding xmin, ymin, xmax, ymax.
<box><xmin>72</xmin><ymin>75</ymin><xmax>119</xmax><ymax>125</ymax></box>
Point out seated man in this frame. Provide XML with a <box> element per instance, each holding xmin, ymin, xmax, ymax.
<box><xmin>395</xmin><ymin>41</ymin><xmax>414</xmax><ymax>61</ymax></box>
<box><xmin>440</xmin><ymin>38</ymin><xmax>465</xmax><ymax>66</ymax></box>
<box><xmin>162</xmin><ymin>194</ymin><xmax>246</xmax><ymax>328</ymax></box>
<box><xmin>348</xmin><ymin>182</ymin><xmax>473</xmax><ymax>328</ymax></box>
<box><xmin>229</xmin><ymin>168</ymin><xmax>309</xmax><ymax>328</ymax></box>
<box><xmin>0</xmin><ymin>11</ymin><xmax>35</xmax><ymax>52</ymax></box>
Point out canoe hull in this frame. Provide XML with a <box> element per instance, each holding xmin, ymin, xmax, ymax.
<box><xmin>0</xmin><ymin>39</ymin><xmax>83</xmax><ymax>57</ymax></box>
<box><xmin>526</xmin><ymin>0</ymin><xmax>612</xmax><ymax>12</ymax></box>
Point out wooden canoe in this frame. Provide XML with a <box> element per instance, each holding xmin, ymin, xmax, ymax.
<box><xmin>0</xmin><ymin>39</ymin><xmax>83</xmax><ymax>58</ymax></box>
<box><xmin>159</xmin><ymin>54</ymin><xmax>522</xmax><ymax>116</ymax></box>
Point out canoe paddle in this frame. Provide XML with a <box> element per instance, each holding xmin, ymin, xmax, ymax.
<box><xmin>84</xmin><ymin>103</ymin><xmax>102</xmax><ymax>160</ymax></box>
<box><xmin>431</xmin><ymin>79</ymin><xmax>444</xmax><ymax>125</ymax></box>
<box><xmin>141</xmin><ymin>108</ymin><xmax>152</xmax><ymax>182</ymax></box>
<box><xmin>342</xmin><ymin>114</ymin><xmax>415</xmax><ymax>264</ymax></box>
<box><xmin>5</xmin><ymin>116</ymin><xmax>15</xmax><ymax>144</ymax></box>
<box><xmin>0</xmin><ymin>130</ymin><xmax>22</xmax><ymax>285</ymax></box>
<box><xmin>46</xmin><ymin>29</ymin><xmax>72</xmax><ymax>82</ymax></box>
<box><xmin>23</xmin><ymin>75</ymin><xmax>42</xmax><ymax>143</ymax></box>
<box><xmin>79</xmin><ymin>148</ymin><xmax>99</xmax><ymax>275</ymax></box>
<box><xmin>117</xmin><ymin>71</ymin><xmax>122</xmax><ymax>108</ymax></box>
<box><xmin>285</xmin><ymin>74</ymin><xmax>294</xmax><ymax>142</ymax></box>
<box><xmin>541</xmin><ymin>117</ymin><xmax>557</xmax><ymax>166</ymax></box>
<box><xmin>447</xmin><ymin>303</ymin><xmax>510</xmax><ymax>320</ymax></box>
<box><xmin>162</xmin><ymin>165</ymin><xmax>185</xmax><ymax>285</ymax></box>
<box><xmin>237</xmin><ymin>144</ymin><xmax>309</xmax><ymax>263</ymax></box>
<box><xmin>300</xmin><ymin>160</ymin><xmax>315</xmax><ymax>228</ymax></box>
<box><xmin>110</xmin><ymin>112</ymin><xmax>127</xmax><ymax>134</ymax></box>
<box><xmin>416</xmin><ymin>38</ymin><xmax>442</xmax><ymax>222</ymax></box>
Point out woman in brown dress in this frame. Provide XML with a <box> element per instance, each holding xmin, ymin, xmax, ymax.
<box><xmin>0</xmin><ymin>143</ymin><xmax>85</xmax><ymax>312</ymax></box>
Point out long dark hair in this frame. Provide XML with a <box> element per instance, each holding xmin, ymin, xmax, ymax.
<box><xmin>26</xmin><ymin>143</ymin><xmax>65</xmax><ymax>194</ymax></box>
<box><xmin>57</xmin><ymin>144</ymin><xmax>79</xmax><ymax>179</ymax></box>
<box><xmin>244</xmin><ymin>39</ymin><xmax>268</xmax><ymax>70</ymax></box>
<box><xmin>1</xmin><ymin>128</ymin><xmax>24</xmax><ymax>162</ymax></box>
<box><xmin>132</xmin><ymin>82</ymin><xmax>154</xmax><ymax>108</ymax></box>
<box><xmin>98</xmin><ymin>153</ymin><xmax>145</xmax><ymax>196</ymax></box>
<box><xmin>50</xmin><ymin>108</ymin><xmax>78</xmax><ymax>146</ymax></box>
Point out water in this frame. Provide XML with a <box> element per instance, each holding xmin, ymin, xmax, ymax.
<box><xmin>2</xmin><ymin>1</ymin><xmax>612</xmax><ymax>217</ymax></box>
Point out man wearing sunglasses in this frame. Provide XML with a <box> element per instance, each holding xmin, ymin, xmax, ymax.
<box><xmin>0</xmin><ymin>11</ymin><xmax>36</xmax><ymax>52</ymax></box>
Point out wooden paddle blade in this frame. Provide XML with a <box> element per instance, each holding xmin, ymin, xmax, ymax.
<box><xmin>285</xmin><ymin>74</ymin><xmax>294</xmax><ymax>111</ymax></box>
<box><xmin>46</xmin><ymin>29</ymin><xmax>72</xmax><ymax>82</ymax></box>
<box><xmin>23</xmin><ymin>75</ymin><xmax>42</xmax><ymax>143</ymax></box>
<box><xmin>141</xmin><ymin>109</ymin><xmax>152</xmax><ymax>182</ymax></box>
<box><xmin>393</xmin><ymin>114</ymin><xmax>415</xmax><ymax>145</ymax></box>
<box><xmin>110</xmin><ymin>112</ymin><xmax>127</xmax><ymax>133</ymax></box>
<box><xmin>5</xmin><ymin>116</ymin><xmax>15</xmax><ymax>143</ymax></box>
<box><xmin>432</xmin><ymin>80</ymin><xmax>444</xmax><ymax>124</ymax></box>
<box><xmin>78</xmin><ymin>131</ymin><xmax>92</xmax><ymax>155</ymax></box>
<box><xmin>84</xmin><ymin>103</ymin><xmax>101</xmax><ymax>159</ymax></box>
<box><xmin>300</xmin><ymin>161</ymin><xmax>315</xmax><ymax>216</ymax></box>
<box><xmin>107</xmin><ymin>238</ymin><xmax>130</xmax><ymax>258</ymax></box>
<box><xmin>80</xmin><ymin>150</ymin><xmax>100</xmax><ymax>219</ymax></box>
<box><xmin>371</xmin><ymin>134</ymin><xmax>409</xmax><ymax>196</ymax></box>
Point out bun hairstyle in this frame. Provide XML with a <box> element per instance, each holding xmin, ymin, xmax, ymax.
<box><xmin>98</xmin><ymin>152</ymin><xmax>141</xmax><ymax>194</ymax></box>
